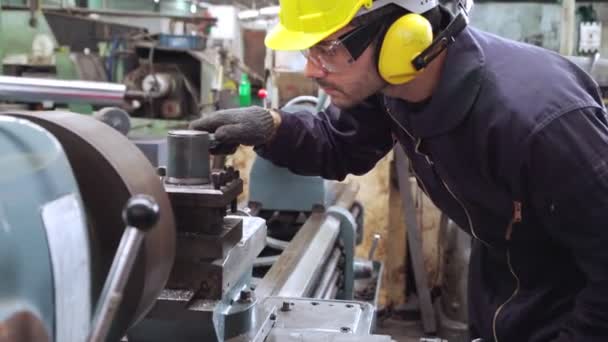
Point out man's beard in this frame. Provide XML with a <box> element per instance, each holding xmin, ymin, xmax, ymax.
<box><xmin>315</xmin><ymin>79</ymin><xmax>386</xmax><ymax>109</ymax></box>
<box><xmin>316</xmin><ymin>79</ymin><xmax>345</xmax><ymax>95</ymax></box>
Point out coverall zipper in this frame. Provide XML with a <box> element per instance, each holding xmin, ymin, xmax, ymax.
<box><xmin>383</xmin><ymin>102</ymin><xmax>491</xmax><ymax>247</ymax></box>
<box><xmin>492</xmin><ymin>251</ymin><xmax>520</xmax><ymax>342</ymax></box>
<box><xmin>492</xmin><ymin>202</ymin><xmax>522</xmax><ymax>342</ymax></box>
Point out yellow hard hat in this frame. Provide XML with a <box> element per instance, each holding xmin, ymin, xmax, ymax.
<box><xmin>265</xmin><ymin>0</ymin><xmax>374</xmax><ymax>51</ymax></box>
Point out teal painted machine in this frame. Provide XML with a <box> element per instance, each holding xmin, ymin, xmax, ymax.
<box><xmin>0</xmin><ymin>111</ymin><xmax>176</xmax><ymax>342</ymax></box>
<box><xmin>248</xmin><ymin>102</ymin><xmax>329</xmax><ymax>213</ymax></box>
<box><xmin>0</xmin><ymin>115</ymin><xmax>91</xmax><ymax>341</ymax></box>
<box><xmin>249</xmin><ymin>157</ymin><xmax>327</xmax><ymax>212</ymax></box>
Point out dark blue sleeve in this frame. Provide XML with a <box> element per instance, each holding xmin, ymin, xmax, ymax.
<box><xmin>527</xmin><ymin>106</ymin><xmax>608</xmax><ymax>342</ymax></box>
<box><xmin>255</xmin><ymin>97</ymin><xmax>394</xmax><ymax>181</ymax></box>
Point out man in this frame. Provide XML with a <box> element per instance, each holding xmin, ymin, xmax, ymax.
<box><xmin>191</xmin><ymin>1</ymin><xmax>608</xmax><ymax>341</ymax></box>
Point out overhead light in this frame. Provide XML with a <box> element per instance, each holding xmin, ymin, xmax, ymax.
<box><xmin>238</xmin><ymin>9</ymin><xmax>259</xmax><ymax>20</ymax></box>
<box><xmin>154</xmin><ymin>0</ymin><xmax>160</xmax><ymax>3</ymax></box>
<box><xmin>259</xmin><ymin>6</ymin><xmax>280</xmax><ymax>16</ymax></box>
<box><xmin>190</xmin><ymin>3</ymin><xmax>197</xmax><ymax>13</ymax></box>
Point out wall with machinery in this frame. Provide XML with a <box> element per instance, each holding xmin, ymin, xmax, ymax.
<box><xmin>0</xmin><ymin>10</ymin><xmax>59</xmax><ymax>58</ymax></box>
<box><xmin>0</xmin><ymin>4</ymin><xmax>251</xmax><ymax>119</ymax></box>
<box><xmin>470</xmin><ymin>2</ymin><xmax>608</xmax><ymax>104</ymax></box>
<box><xmin>471</xmin><ymin>1</ymin><xmax>608</xmax><ymax>56</ymax></box>
<box><xmin>580</xmin><ymin>2</ymin><xmax>608</xmax><ymax>57</ymax></box>
<box><xmin>471</xmin><ymin>3</ymin><xmax>562</xmax><ymax>50</ymax></box>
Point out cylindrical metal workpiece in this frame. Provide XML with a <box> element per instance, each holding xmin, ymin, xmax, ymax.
<box><xmin>166</xmin><ymin>130</ymin><xmax>210</xmax><ymax>185</ymax></box>
<box><xmin>0</xmin><ymin>75</ymin><xmax>127</xmax><ymax>105</ymax></box>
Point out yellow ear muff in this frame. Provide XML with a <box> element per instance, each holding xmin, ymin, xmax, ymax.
<box><xmin>378</xmin><ymin>13</ymin><xmax>434</xmax><ymax>85</ymax></box>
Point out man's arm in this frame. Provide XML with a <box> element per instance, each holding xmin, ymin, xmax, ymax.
<box><xmin>256</xmin><ymin>98</ymin><xmax>395</xmax><ymax>180</ymax></box>
<box><xmin>527</xmin><ymin>106</ymin><xmax>608</xmax><ymax>341</ymax></box>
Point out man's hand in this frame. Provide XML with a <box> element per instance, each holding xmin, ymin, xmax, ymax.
<box><xmin>189</xmin><ymin>106</ymin><xmax>281</xmax><ymax>154</ymax></box>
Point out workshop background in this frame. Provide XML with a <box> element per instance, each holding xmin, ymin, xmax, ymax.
<box><xmin>0</xmin><ymin>1</ymin><xmax>606</xmax><ymax>341</ymax></box>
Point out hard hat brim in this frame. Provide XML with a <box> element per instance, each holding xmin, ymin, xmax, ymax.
<box><xmin>265</xmin><ymin>22</ymin><xmax>334</xmax><ymax>51</ymax></box>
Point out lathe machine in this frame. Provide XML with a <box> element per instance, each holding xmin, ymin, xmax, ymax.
<box><xmin>0</xmin><ymin>110</ymin><xmax>388</xmax><ymax>342</ymax></box>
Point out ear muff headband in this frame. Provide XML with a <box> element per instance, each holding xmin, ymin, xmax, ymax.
<box><xmin>378</xmin><ymin>4</ymin><xmax>470</xmax><ymax>85</ymax></box>
<box><xmin>413</xmin><ymin>9</ymin><xmax>469</xmax><ymax>70</ymax></box>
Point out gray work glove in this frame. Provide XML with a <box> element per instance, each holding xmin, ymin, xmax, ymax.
<box><xmin>189</xmin><ymin>106</ymin><xmax>278</xmax><ymax>154</ymax></box>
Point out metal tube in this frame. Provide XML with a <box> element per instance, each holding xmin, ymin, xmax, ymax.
<box><xmin>266</xmin><ymin>236</ymin><xmax>289</xmax><ymax>251</ymax></box>
<box><xmin>323</xmin><ymin>272</ymin><xmax>341</xmax><ymax>300</ymax></box>
<box><xmin>284</xmin><ymin>95</ymin><xmax>319</xmax><ymax>109</ymax></box>
<box><xmin>0</xmin><ymin>75</ymin><xmax>127</xmax><ymax>106</ymax></box>
<box><xmin>560</xmin><ymin>0</ymin><xmax>576</xmax><ymax>56</ymax></box>
<box><xmin>312</xmin><ymin>248</ymin><xmax>341</xmax><ymax>299</ymax></box>
<box><xmin>256</xmin><ymin>213</ymin><xmax>341</xmax><ymax>298</ymax></box>
<box><xmin>276</xmin><ymin>215</ymin><xmax>340</xmax><ymax>297</ymax></box>
<box><xmin>88</xmin><ymin>227</ymin><xmax>145</xmax><ymax>342</ymax></box>
<box><xmin>254</xmin><ymin>255</ymin><xmax>279</xmax><ymax>268</ymax></box>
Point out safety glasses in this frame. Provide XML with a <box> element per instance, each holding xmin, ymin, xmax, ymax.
<box><xmin>302</xmin><ymin>20</ymin><xmax>385</xmax><ymax>73</ymax></box>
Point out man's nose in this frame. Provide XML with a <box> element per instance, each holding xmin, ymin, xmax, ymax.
<box><xmin>304</xmin><ymin>58</ymin><xmax>328</xmax><ymax>79</ymax></box>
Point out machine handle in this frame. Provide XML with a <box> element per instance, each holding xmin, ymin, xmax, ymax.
<box><xmin>88</xmin><ymin>195</ymin><xmax>159</xmax><ymax>342</ymax></box>
<box><xmin>122</xmin><ymin>195</ymin><xmax>160</xmax><ymax>231</ymax></box>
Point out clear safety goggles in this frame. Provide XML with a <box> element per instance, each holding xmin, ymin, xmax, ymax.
<box><xmin>301</xmin><ymin>20</ymin><xmax>385</xmax><ymax>73</ymax></box>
